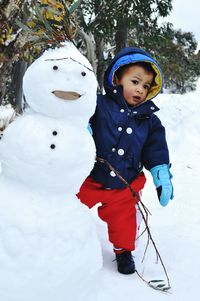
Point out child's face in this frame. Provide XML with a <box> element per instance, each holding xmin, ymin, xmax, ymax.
<box><xmin>115</xmin><ymin>65</ymin><xmax>154</xmax><ymax>106</ymax></box>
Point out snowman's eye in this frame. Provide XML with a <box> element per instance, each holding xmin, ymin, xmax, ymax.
<box><xmin>81</xmin><ymin>71</ymin><xmax>86</xmax><ymax>76</ymax></box>
<box><xmin>53</xmin><ymin>65</ymin><xmax>58</xmax><ymax>70</ymax></box>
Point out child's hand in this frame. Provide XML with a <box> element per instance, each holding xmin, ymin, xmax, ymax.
<box><xmin>150</xmin><ymin>164</ymin><xmax>174</xmax><ymax>207</ymax></box>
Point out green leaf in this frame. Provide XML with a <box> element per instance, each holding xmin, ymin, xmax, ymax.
<box><xmin>43</xmin><ymin>18</ymin><xmax>53</xmax><ymax>33</ymax></box>
<box><xmin>34</xmin><ymin>3</ymin><xmax>43</xmax><ymax>21</ymax></box>
<box><xmin>157</xmin><ymin>284</ymin><xmax>167</xmax><ymax>288</ymax></box>
<box><xmin>148</xmin><ymin>279</ymin><xmax>164</xmax><ymax>283</ymax></box>
<box><xmin>24</xmin><ymin>2</ymin><xmax>31</xmax><ymax>17</ymax></box>
<box><xmin>163</xmin><ymin>286</ymin><xmax>171</xmax><ymax>291</ymax></box>
<box><xmin>148</xmin><ymin>280</ymin><xmax>171</xmax><ymax>292</ymax></box>
<box><xmin>69</xmin><ymin>0</ymin><xmax>82</xmax><ymax>15</ymax></box>
<box><xmin>15</xmin><ymin>20</ymin><xmax>31</xmax><ymax>31</ymax></box>
<box><xmin>26</xmin><ymin>35</ymin><xmax>40</xmax><ymax>42</ymax></box>
<box><xmin>47</xmin><ymin>7</ymin><xmax>62</xmax><ymax>16</ymax></box>
<box><xmin>47</xmin><ymin>19</ymin><xmax>62</xmax><ymax>26</ymax></box>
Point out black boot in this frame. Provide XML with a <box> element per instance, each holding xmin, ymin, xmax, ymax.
<box><xmin>115</xmin><ymin>251</ymin><xmax>135</xmax><ymax>274</ymax></box>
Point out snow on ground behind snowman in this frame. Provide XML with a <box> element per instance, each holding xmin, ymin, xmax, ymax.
<box><xmin>0</xmin><ymin>104</ymin><xmax>15</xmax><ymax>120</ymax></box>
<box><xmin>1</xmin><ymin>83</ymin><xmax>200</xmax><ymax>300</ymax></box>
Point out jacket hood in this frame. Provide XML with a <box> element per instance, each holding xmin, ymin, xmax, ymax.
<box><xmin>104</xmin><ymin>47</ymin><xmax>164</xmax><ymax>101</ymax></box>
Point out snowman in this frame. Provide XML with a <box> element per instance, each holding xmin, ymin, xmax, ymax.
<box><xmin>0</xmin><ymin>42</ymin><xmax>102</xmax><ymax>301</ymax></box>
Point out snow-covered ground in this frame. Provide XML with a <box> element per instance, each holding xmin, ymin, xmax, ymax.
<box><xmin>0</xmin><ymin>104</ymin><xmax>15</xmax><ymax>131</ymax></box>
<box><xmin>0</xmin><ymin>83</ymin><xmax>200</xmax><ymax>300</ymax></box>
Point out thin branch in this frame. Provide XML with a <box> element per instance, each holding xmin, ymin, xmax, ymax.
<box><xmin>96</xmin><ymin>156</ymin><xmax>171</xmax><ymax>290</ymax></box>
<box><xmin>136</xmin><ymin>226</ymin><xmax>147</xmax><ymax>240</ymax></box>
<box><xmin>135</xmin><ymin>270</ymin><xmax>171</xmax><ymax>293</ymax></box>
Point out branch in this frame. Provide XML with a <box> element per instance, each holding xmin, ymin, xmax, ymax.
<box><xmin>96</xmin><ymin>156</ymin><xmax>171</xmax><ymax>291</ymax></box>
<box><xmin>77</xmin><ymin>28</ymin><xmax>97</xmax><ymax>73</ymax></box>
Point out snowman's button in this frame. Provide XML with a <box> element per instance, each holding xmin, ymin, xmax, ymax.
<box><xmin>53</xmin><ymin>65</ymin><xmax>58</xmax><ymax>70</ymax></box>
<box><xmin>50</xmin><ymin>144</ymin><xmax>56</xmax><ymax>149</ymax></box>
<box><xmin>126</xmin><ymin>127</ymin><xmax>133</xmax><ymax>134</ymax></box>
<box><xmin>118</xmin><ymin>148</ymin><xmax>124</xmax><ymax>156</ymax></box>
<box><xmin>52</xmin><ymin>131</ymin><xmax>58</xmax><ymax>136</ymax></box>
<box><xmin>110</xmin><ymin>171</ymin><xmax>116</xmax><ymax>177</ymax></box>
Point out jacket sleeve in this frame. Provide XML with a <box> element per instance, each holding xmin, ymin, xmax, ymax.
<box><xmin>141</xmin><ymin>114</ymin><xmax>169</xmax><ymax>170</ymax></box>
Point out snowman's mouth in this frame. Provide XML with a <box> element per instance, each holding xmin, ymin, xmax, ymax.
<box><xmin>52</xmin><ymin>90</ymin><xmax>82</xmax><ymax>100</ymax></box>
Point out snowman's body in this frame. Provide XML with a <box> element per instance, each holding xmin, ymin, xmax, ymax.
<box><xmin>0</xmin><ymin>43</ymin><xmax>102</xmax><ymax>301</ymax></box>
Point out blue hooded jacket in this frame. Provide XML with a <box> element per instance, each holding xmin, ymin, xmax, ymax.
<box><xmin>89</xmin><ymin>47</ymin><xmax>169</xmax><ymax>189</ymax></box>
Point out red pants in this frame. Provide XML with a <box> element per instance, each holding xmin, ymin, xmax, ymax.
<box><xmin>77</xmin><ymin>173</ymin><xmax>146</xmax><ymax>251</ymax></box>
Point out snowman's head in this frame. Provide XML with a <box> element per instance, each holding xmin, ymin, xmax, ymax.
<box><xmin>23</xmin><ymin>42</ymin><xmax>97</xmax><ymax>124</ymax></box>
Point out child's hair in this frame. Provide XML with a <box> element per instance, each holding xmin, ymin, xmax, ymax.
<box><xmin>114</xmin><ymin>61</ymin><xmax>157</xmax><ymax>84</ymax></box>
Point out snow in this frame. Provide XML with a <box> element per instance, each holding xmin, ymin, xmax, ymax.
<box><xmin>0</xmin><ymin>104</ymin><xmax>14</xmax><ymax>120</ymax></box>
<box><xmin>23</xmin><ymin>43</ymin><xmax>97</xmax><ymax>124</ymax></box>
<box><xmin>0</xmin><ymin>57</ymin><xmax>200</xmax><ymax>299</ymax></box>
<box><xmin>0</xmin><ymin>104</ymin><xmax>15</xmax><ymax>131</ymax></box>
<box><xmin>0</xmin><ymin>42</ymin><xmax>102</xmax><ymax>301</ymax></box>
<box><xmin>0</xmin><ymin>112</ymin><xmax>96</xmax><ymax>194</ymax></box>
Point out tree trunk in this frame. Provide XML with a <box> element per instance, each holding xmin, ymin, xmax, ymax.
<box><xmin>77</xmin><ymin>29</ymin><xmax>97</xmax><ymax>73</ymax></box>
<box><xmin>115</xmin><ymin>19</ymin><xmax>128</xmax><ymax>54</ymax></box>
<box><xmin>77</xmin><ymin>29</ymin><xmax>106</xmax><ymax>92</ymax></box>
<box><xmin>94</xmin><ymin>36</ymin><xmax>106</xmax><ymax>93</ymax></box>
<box><xmin>0</xmin><ymin>61</ymin><xmax>13</xmax><ymax>105</ymax></box>
<box><xmin>12</xmin><ymin>60</ymin><xmax>28</xmax><ymax>113</ymax></box>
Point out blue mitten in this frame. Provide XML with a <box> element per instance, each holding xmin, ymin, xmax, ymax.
<box><xmin>87</xmin><ymin>123</ymin><xmax>93</xmax><ymax>135</ymax></box>
<box><xmin>150</xmin><ymin>164</ymin><xmax>174</xmax><ymax>207</ymax></box>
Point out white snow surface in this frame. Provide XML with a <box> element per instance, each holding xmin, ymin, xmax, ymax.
<box><xmin>0</xmin><ymin>72</ymin><xmax>200</xmax><ymax>300</ymax></box>
<box><xmin>0</xmin><ymin>105</ymin><xmax>14</xmax><ymax>120</ymax></box>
